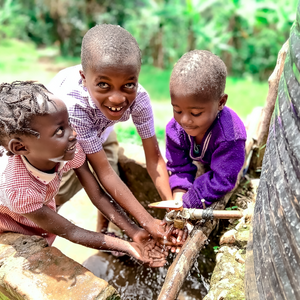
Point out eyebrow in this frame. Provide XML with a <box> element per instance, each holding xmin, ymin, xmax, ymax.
<box><xmin>96</xmin><ymin>75</ymin><xmax>137</xmax><ymax>81</ymax></box>
<box><xmin>172</xmin><ymin>104</ymin><xmax>204</xmax><ymax>109</ymax></box>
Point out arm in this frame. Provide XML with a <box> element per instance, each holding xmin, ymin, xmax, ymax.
<box><xmin>87</xmin><ymin>150</ymin><xmax>169</xmax><ymax>242</ymax></box>
<box><xmin>142</xmin><ymin>136</ymin><xmax>173</xmax><ymax>200</ymax></box>
<box><xmin>182</xmin><ymin>140</ymin><xmax>246</xmax><ymax>208</ymax></box>
<box><xmin>22</xmin><ymin>206</ymin><xmax>166</xmax><ymax>266</ymax></box>
<box><xmin>74</xmin><ymin>160</ymin><xmax>146</xmax><ymax>242</ymax></box>
<box><xmin>166</xmin><ymin>120</ymin><xmax>197</xmax><ymax>192</ymax></box>
<box><xmin>172</xmin><ymin>188</ymin><xmax>187</xmax><ymax>202</ymax></box>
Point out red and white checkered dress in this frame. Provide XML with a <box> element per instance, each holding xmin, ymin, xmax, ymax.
<box><xmin>0</xmin><ymin>143</ymin><xmax>85</xmax><ymax>246</ymax></box>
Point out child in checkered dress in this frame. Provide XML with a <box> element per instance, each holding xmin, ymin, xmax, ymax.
<box><xmin>0</xmin><ymin>81</ymin><xmax>167</xmax><ymax>267</ymax></box>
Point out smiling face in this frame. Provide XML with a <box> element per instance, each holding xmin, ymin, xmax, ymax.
<box><xmin>14</xmin><ymin>94</ymin><xmax>77</xmax><ymax>172</ymax></box>
<box><xmin>171</xmin><ymin>89</ymin><xmax>227</xmax><ymax>144</ymax></box>
<box><xmin>80</xmin><ymin>57</ymin><xmax>140</xmax><ymax>121</ymax></box>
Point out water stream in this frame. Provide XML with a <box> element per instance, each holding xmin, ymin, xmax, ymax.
<box><xmin>82</xmin><ymin>240</ymin><xmax>217</xmax><ymax>299</ymax></box>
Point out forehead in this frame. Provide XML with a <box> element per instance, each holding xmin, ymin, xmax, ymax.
<box><xmin>30</xmin><ymin>94</ymin><xmax>68</xmax><ymax>128</ymax></box>
<box><xmin>171</xmin><ymin>90</ymin><xmax>217</xmax><ymax>108</ymax></box>
<box><xmin>89</xmin><ymin>55</ymin><xmax>140</xmax><ymax>75</ymax></box>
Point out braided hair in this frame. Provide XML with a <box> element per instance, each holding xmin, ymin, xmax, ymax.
<box><xmin>0</xmin><ymin>81</ymin><xmax>55</xmax><ymax>155</ymax></box>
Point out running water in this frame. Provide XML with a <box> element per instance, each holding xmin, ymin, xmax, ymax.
<box><xmin>83</xmin><ymin>241</ymin><xmax>217</xmax><ymax>299</ymax></box>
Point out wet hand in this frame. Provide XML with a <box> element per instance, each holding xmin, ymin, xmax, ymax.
<box><xmin>129</xmin><ymin>240</ymin><xmax>167</xmax><ymax>268</ymax></box>
<box><xmin>159</xmin><ymin>220</ymin><xmax>189</xmax><ymax>253</ymax></box>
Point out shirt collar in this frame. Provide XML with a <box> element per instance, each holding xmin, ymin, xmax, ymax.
<box><xmin>21</xmin><ymin>156</ymin><xmax>66</xmax><ymax>184</ymax></box>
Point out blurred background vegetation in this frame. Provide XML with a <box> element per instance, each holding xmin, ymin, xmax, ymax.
<box><xmin>0</xmin><ymin>0</ymin><xmax>298</xmax><ymax>145</ymax></box>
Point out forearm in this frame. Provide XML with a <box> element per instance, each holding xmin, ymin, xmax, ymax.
<box><xmin>172</xmin><ymin>189</ymin><xmax>187</xmax><ymax>201</ymax></box>
<box><xmin>74</xmin><ymin>162</ymin><xmax>141</xmax><ymax>239</ymax></box>
<box><xmin>146</xmin><ymin>155</ymin><xmax>173</xmax><ymax>200</ymax></box>
<box><xmin>87</xmin><ymin>152</ymin><xmax>156</xmax><ymax>232</ymax></box>
<box><xmin>23</xmin><ymin>207</ymin><xmax>134</xmax><ymax>255</ymax></box>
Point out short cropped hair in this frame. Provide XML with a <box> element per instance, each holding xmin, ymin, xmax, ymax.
<box><xmin>81</xmin><ymin>24</ymin><xmax>142</xmax><ymax>72</ymax></box>
<box><xmin>170</xmin><ymin>50</ymin><xmax>227</xmax><ymax>99</ymax></box>
<box><xmin>0</xmin><ymin>81</ymin><xmax>54</xmax><ymax>154</ymax></box>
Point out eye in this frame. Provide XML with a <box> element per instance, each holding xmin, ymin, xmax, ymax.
<box><xmin>56</xmin><ymin>128</ymin><xmax>64</xmax><ymax>136</ymax></box>
<box><xmin>173</xmin><ymin>109</ymin><xmax>181</xmax><ymax>114</ymax></box>
<box><xmin>124</xmin><ymin>83</ymin><xmax>136</xmax><ymax>89</ymax></box>
<box><xmin>98</xmin><ymin>82</ymin><xmax>109</xmax><ymax>88</ymax></box>
<box><xmin>191</xmin><ymin>112</ymin><xmax>202</xmax><ymax>117</ymax></box>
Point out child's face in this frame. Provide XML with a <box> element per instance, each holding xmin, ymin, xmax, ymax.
<box><xmin>171</xmin><ymin>90</ymin><xmax>227</xmax><ymax>142</ymax></box>
<box><xmin>80</xmin><ymin>59</ymin><xmax>139</xmax><ymax>121</ymax></box>
<box><xmin>14</xmin><ymin>94</ymin><xmax>77</xmax><ymax>171</ymax></box>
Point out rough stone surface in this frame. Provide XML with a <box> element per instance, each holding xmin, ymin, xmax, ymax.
<box><xmin>203</xmin><ymin>179</ymin><xmax>255</xmax><ymax>300</ymax></box>
<box><xmin>0</xmin><ymin>233</ymin><xmax>120</xmax><ymax>300</ymax></box>
<box><xmin>203</xmin><ymin>246</ymin><xmax>246</xmax><ymax>300</ymax></box>
<box><xmin>219</xmin><ymin>229</ymin><xmax>237</xmax><ymax>245</ymax></box>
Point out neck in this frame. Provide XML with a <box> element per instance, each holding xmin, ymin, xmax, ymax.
<box><xmin>23</xmin><ymin>156</ymin><xmax>59</xmax><ymax>173</ymax></box>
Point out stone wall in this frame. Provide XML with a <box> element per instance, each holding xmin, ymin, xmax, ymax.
<box><xmin>0</xmin><ymin>233</ymin><xmax>120</xmax><ymax>300</ymax></box>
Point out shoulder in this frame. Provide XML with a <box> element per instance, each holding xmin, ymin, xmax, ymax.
<box><xmin>131</xmin><ymin>83</ymin><xmax>151</xmax><ymax>108</ymax></box>
<box><xmin>166</xmin><ymin>118</ymin><xmax>188</xmax><ymax>143</ymax></box>
<box><xmin>47</xmin><ymin>65</ymin><xmax>87</xmax><ymax>105</ymax></box>
<box><xmin>216</xmin><ymin>107</ymin><xmax>247</xmax><ymax>142</ymax></box>
<box><xmin>0</xmin><ymin>154</ymin><xmax>32</xmax><ymax>191</ymax></box>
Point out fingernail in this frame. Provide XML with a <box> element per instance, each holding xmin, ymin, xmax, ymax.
<box><xmin>176</xmin><ymin>248</ymin><xmax>180</xmax><ymax>253</ymax></box>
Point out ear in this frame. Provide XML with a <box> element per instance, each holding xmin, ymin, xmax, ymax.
<box><xmin>218</xmin><ymin>94</ymin><xmax>228</xmax><ymax>111</ymax></box>
<box><xmin>79</xmin><ymin>70</ymin><xmax>87</xmax><ymax>87</ymax></box>
<box><xmin>8</xmin><ymin>138</ymin><xmax>29</xmax><ymax>156</ymax></box>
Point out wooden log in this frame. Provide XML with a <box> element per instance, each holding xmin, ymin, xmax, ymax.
<box><xmin>158</xmin><ymin>189</ymin><xmax>236</xmax><ymax>300</ymax></box>
<box><xmin>248</xmin><ymin>40</ymin><xmax>289</xmax><ymax>175</ymax></box>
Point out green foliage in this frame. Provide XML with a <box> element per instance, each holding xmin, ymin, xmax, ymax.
<box><xmin>0</xmin><ymin>0</ymin><xmax>298</xmax><ymax>80</ymax></box>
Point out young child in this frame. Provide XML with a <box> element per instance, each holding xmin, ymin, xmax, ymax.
<box><xmin>166</xmin><ymin>50</ymin><xmax>247</xmax><ymax>209</ymax></box>
<box><xmin>0</xmin><ymin>81</ymin><xmax>167</xmax><ymax>267</ymax></box>
<box><xmin>48</xmin><ymin>24</ymin><xmax>174</xmax><ymax>242</ymax></box>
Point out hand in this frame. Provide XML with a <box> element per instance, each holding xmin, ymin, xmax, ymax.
<box><xmin>132</xmin><ymin>228</ymin><xmax>169</xmax><ymax>258</ymax></box>
<box><xmin>159</xmin><ymin>219</ymin><xmax>189</xmax><ymax>253</ymax></box>
<box><xmin>128</xmin><ymin>240</ymin><xmax>168</xmax><ymax>268</ymax></box>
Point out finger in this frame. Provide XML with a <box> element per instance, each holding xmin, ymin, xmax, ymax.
<box><xmin>150</xmin><ymin>258</ymin><xmax>167</xmax><ymax>268</ymax></box>
<box><xmin>176</xmin><ymin>229</ymin><xmax>184</xmax><ymax>243</ymax></box>
<box><xmin>182</xmin><ymin>227</ymin><xmax>189</xmax><ymax>242</ymax></box>
<box><xmin>160</xmin><ymin>219</ymin><xmax>167</xmax><ymax>226</ymax></box>
<box><xmin>165</xmin><ymin>224</ymin><xmax>175</xmax><ymax>240</ymax></box>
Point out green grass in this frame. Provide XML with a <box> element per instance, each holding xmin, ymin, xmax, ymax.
<box><xmin>0</xmin><ymin>39</ymin><xmax>269</xmax><ymax>146</ymax></box>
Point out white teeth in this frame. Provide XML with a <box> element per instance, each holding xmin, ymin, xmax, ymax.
<box><xmin>67</xmin><ymin>145</ymin><xmax>75</xmax><ymax>151</ymax></box>
<box><xmin>108</xmin><ymin>107</ymin><xmax>123</xmax><ymax>112</ymax></box>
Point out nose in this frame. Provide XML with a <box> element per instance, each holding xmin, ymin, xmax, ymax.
<box><xmin>69</xmin><ymin>129</ymin><xmax>77</xmax><ymax>141</ymax></box>
<box><xmin>181</xmin><ymin>113</ymin><xmax>193</xmax><ymax>126</ymax></box>
<box><xmin>108</xmin><ymin>92</ymin><xmax>125</xmax><ymax>106</ymax></box>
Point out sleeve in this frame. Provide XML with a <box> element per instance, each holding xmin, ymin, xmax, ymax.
<box><xmin>182</xmin><ymin>139</ymin><xmax>246</xmax><ymax>208</ymax></box>
<box><xmin>5</xmin><ymin>188</ymin><xmax>44</xmax><ymax>214</ymax></box>
<box><xmin>131</xmin><ymin>85</ymin><xmax>155</xmax><ymax>139</ymax></box>
<box><xmin>166</xmin><ymin>120</ymin><xmax>197</xmax><ymax>191</ymax></box>
<box><xmin>68</xmin><ymin>104</ymin><xmax>104</xmax><ymax>154</ymax></box>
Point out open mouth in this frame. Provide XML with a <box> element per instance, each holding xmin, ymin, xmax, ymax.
<box><xmin>108</xmin><ymin>106</ymin><xmax>123</xmax><ymax>112</ymax></box>
<box><xmin>67</xmin><ymin>143</ymin><xmax>77</xmax><ymax>151</ymax></box>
